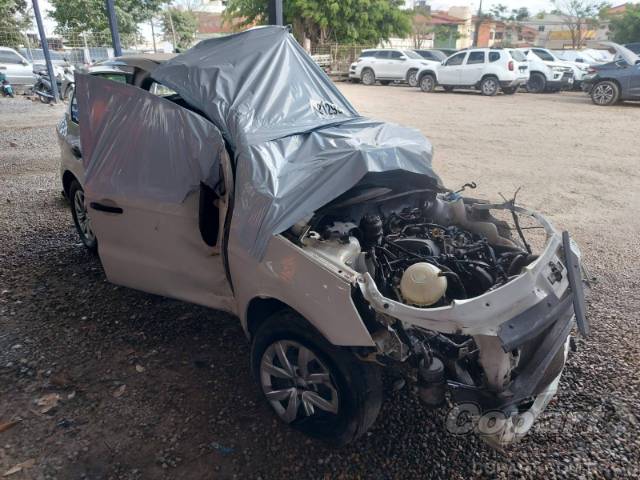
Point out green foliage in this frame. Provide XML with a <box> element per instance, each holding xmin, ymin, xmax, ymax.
<box><xmin>161</xmin><ymin>7</ymin><xmax>197</xmax><ymax>50</ymax></box>
<box><xmin>50</xmin><ymin>0</ymin><xmax>164</xmax><ymax>37</ymax></box>
<box><xmin>0</xmin><ymin>0</ymin><xmax>31</xmax><ymax>48</ymax></box>
<box><xmin>609</xmin><ymin>4</ymin><xmax>640</xmax><ymax>44</ymax></box>
<box><xmin>487</xmin><ymin>4</ymin><xmax>530</xmax><ymax>21</ymax></box>
<box><xmin>552</xmin><ymin>1</ymin><xmax>610</xmax><ymax>48</ymax></box>
<box><xmin>224</xmin><ymin>0</ymin><xmax>411</xmax><ymax>45</ymax></box>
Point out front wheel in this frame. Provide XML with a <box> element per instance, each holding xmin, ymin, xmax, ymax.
<box><xmin>526</xmin><ymin>72</ymin><xmax>546</xmax><ymax>93</ymax></box>
<box><xmin>69</xmin><ymin>180</ymin><xmax>97</xmax><ymax>252</ymax></box>
<box><xmin>480</xmin><ymin>77</ymin><xmax>499</xmax><ymax>96</ymax></box>
<box><xmin>361</xmin><ymin>69</ymin><xmax>376</xmax><ymax>86</ymax></box>
<box><xmin>591</xmin><ymin>80</ymin><xmax>620</xmax><ymax>106</ymax></box>
<box><xmin>407</xmin><ymin>69</ymin><xmax>418</xmax><ymax>87</ymax></box>
<box><xmin>419</xmin><ymin>74</ymin><xmax>436</xmax><ymax>92</ymax></box>
<box><xmin>251</xmin><ymin>310</ymin><xmax>382</xmax><ymax>446</ymax></box>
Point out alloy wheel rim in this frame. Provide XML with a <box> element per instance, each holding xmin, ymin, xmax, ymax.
<box><xmin>260</xmin><ymin>340</ymin><xmax>339</xmax><ymax>423</ymax></box>
<box><xmin>483</xmin><ymin>79</ymin><xmax>497</xmax><ymax>95</ymax></box>
<box><xmin>421</xmin><ymin>77</ymin><xmax>432</xmax><ymax>91</ymax></box>
<box><xmin>74</xmin><ymin>189</ymin><xmax>95</xmax><ymax>243</ymax></box>
<box><xmin>593</xmin><ymin>84</ymin><xmax>613</xmax><ymax>104</ymax></box>
<box><xmin>363</xmin><ymin>71</ymin><xmax>374</xmax><ymax>85</ymax></box>
<box><xmin>408</xmin><ymin>72</ymin><xmax>417</xmax><ymax>86</ymax></box>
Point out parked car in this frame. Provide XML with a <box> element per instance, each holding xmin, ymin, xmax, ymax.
<box><xmin>59</xmin><ymin>27</ymin><xmax>589</xmax><ymax>448</ymax></box>
<box><xmin>435</xmin><ymin>48</ymin><xmax>457</xmax><ymax>57</ymax></box>
<box><xmin>624</xmin><ymin>42</ymin><xmax>640</xmax><ymax>54</ymax></box>
<box><xmin>552</xmin><ymin>49</ymin><xmax>602</xmax><ymax>65</ymax></box>
<box><xmin>517</xmin><ymin>48</ymin><xmax>575</xmax><ymax>92</ymax></box>
<box><xmin>0</xmin><ymin>47</ymin><xmax>35</xmax><ymax>87</ymax></box>
<box><xmin>582</xmin><ymin>41</ymin><xmax>640</xmax><ymax>106</ymax></box>
<box><xmin>413</xmin><ymin>49</ymin><xmax>446</xmax><ymax>62</ymax></box>
<box><xmin>349</xmin><ymin>48</ymin><xmax>440</xmax><ymax>87</ymax></box>
<box><xmin>19</xmin><ymin>48</ymin><xmax>69</xmax><ymax>68</ymax></box>
<box><xmin>58</xmin><ymin>54</ymin><xmax>175</xmax><ymax>250</ymax></box>
<box><xmin>417</xmin><ymin>48</ymin><xmax>529</xmax><ymax>96</ymax></box>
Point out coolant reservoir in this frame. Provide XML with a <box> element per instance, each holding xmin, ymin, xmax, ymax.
<box><xmin>400</xmin><ymin>263</ymin><xmax>447</xmax><ymax>307</ymax></box>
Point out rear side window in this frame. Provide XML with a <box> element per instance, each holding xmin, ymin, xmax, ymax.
<box><xmin>0</xmin><ymin>51</ymin><xmax>23</xmax><ymax>64</ymax></box>
<box><xmin>467</xmin><ymin>51</ymin><xmax>485</xmax><ymax>64</ymax></box>
<box><xmin>445</xmin><ymin>52</ymin><xmax>466</xmax><ymax>66</ymax></box>
<box><xmin>389</xmin><ymin>51</ymin><xmax>403</xmax><ymax>59</ymax></box>
<box><xmin>489</xmin><ymin>52</ymin><xmax>501</xmax><ymax>62</ymax></box>
<box><xmin>509</xmin><ymin>50</ymin><xmax>526</xmax><ymax>62</ymax></box>
<box><xmin>359</xmin><ymin>51</ymin><xmax>376</xmax><ymax>58</ymax></box>
<box><xmin>375</xmin><ymin>51</ymin><xmax>390</xmax><ymax>59</ymax></box>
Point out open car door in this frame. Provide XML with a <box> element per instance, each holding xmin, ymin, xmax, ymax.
<box><xmin>75</xmin><ymin>74</ymin><xmax>235</xmax><ymax>313</ymax></box>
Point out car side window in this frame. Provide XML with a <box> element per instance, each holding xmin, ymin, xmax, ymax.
<box><xmin>94</xmin><ymin>73</ymin><xmax>129</xmax><ymax>84</ymax></box>
<box><xmin>389</xmin><ymin>51</ymin><xmax>403</xmax><ymax>60</ymax></box>
<box><xmin>70</xmin><ymin>91</ymin><xmax>79</xmax><ymax>124</ymax></box>
<box><xmin>445</xmin><ymin>52</ymin><xmax>466</xmax><ymax>66</ymax></box>
<box><xmin>375</xmin><ymin>51</ymin><xmax>390</xmax><ymax>59</ymax></box>
<box><xmin>359</xmin><ymin>51</ymin><xmax>376</xmax><ymax>58</ymax></box>
<box><xmin>489</xmin><ymin>52</ymin><xmax>501</xmax><ymax>62</ymax></box>
<box><xmin>467</xmin><ymin>51</ymin><xmax>485</xmax><ymax>64</ymax></box>
<box><xmin>0</xmin><ymin>51</ymin><xmax>23</xmax><ymax>64</ymax></box>
<box><xmin>533</xmin><ymin>49</ymin><xmax>554</xmax><ymax>62</ymax></box>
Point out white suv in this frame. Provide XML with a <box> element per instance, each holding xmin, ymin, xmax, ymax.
<box><xmin>349</xmin><ymin>49</ymin><xmax>439</xmax><ymax>87</ymax></box>
<box><xmin>517</xmin><ymin>48</ymin><xmax>576</xmax><ymax>93</ymax></box>
<box><xmin>417</xmin><ymin>48</ymin><xmax>529</xmax><ymax>96</ymax></box>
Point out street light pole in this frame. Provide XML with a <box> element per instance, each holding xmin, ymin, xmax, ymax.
<box><xmin>32</xmin><ymin>0</ymin><xmax>59</xmax><ymax>103</ymax></box>
<box><xmin>268</xmin><ymin>0</ymin><xmax>283</xmax><ymax>26</ymax></box>
<box><xmin>105</xmin><ymin>0</ymin><xmax>123</xmax><ymax>57</ymax></box>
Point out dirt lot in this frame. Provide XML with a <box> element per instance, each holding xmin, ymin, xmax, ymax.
<box><xmin>1</xmin><ymin>87</ymin><xmax>639</xmax><ymax>479</ymax></box>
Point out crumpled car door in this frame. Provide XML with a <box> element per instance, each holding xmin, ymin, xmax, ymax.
<box><xmin>75</xmin><ymin>74</ymin><xmax>235</xmax><ymax>313</ymax></box>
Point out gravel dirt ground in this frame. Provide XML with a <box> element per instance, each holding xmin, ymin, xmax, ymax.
<box><xmin>1</xmin><ymin>87</ymin><xmax>639</xmax><ymax>479</ymax></box>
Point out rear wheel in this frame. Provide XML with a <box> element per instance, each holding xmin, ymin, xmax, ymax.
<box><xmin>480</xmin><ymin>76</ymin><xmax>499</xmax><ymax>96</ymax></box>
<box><xmin>69</xmin><ymin>180</ymin><xmax>97</xmax><ymax>252</ymax></box>
<box><xmin>251</xmin><ymin>310</ymin><xmax>382</xmax><ymax>446</ymax></box>
<box><xmin>419</xmin><ymin>74</ymin><xmax>436</xmax><ymax>93</ymax></box>
<box><xmin>527</xmin><ymin>72</ymin><xmax>546</xmax><ymax>93</ymax></box>
<box><xmin>407</xmin><ymin>69</ymin><xmax>419</xmax><ymax>87</ymax></box>
<box><xmin>591</xmin><ymin>80</ymin><xmax>620</xmax><ymax>106</ymax></box>
<box><xmin>361</xmin><ymin>69</ymin><xmax>376</xmax><ymax>86</ymax></box>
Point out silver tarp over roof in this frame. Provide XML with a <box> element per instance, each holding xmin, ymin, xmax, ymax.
<box><xmin>143</xmin><ymin>26</ymin><xmax>443</xmax><ymax>257</ymax></box>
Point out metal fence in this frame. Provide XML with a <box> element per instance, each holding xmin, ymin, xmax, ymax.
<box><xmin>310</xmin><ymin>44</ymin><xmax>375</xmax><ymax>76</ymax></box>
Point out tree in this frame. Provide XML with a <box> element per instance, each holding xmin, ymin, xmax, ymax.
<box><xmin>50</xmin><ymin>0</ymin><xmax>164</xmax><ymax>37</ymax></box>
<box><xmin>161</xmin><ymin>7</ymin><xmax>197</xmax><ymax>50</ymax></box>
<box><xmin>411</xmin><ymin>7</ymin><xmax>432</xmax><ymax>49</ymax></box>
<box><xmin>552</xmin><ymin>0</ymin><xmax>609</xmax><ymax>49</ymax></box>
<box><xmin>609</xmin><ymin>4</ymin><xmax>640</xmax><ymax>44</ymax></box>
<box><xmin>488</xmin><ymin>4</ymin><xmax>530</xmax><ymax>21</ymax></box>
<box><xmin>223</xmin><ymin>0</ymin><xmax>411</xmax><ymax>46</ymax></box>
<box><xmin>0</xmin><ymin>0</ymin><xmax>31</xmax><ymax>48</ymax></box>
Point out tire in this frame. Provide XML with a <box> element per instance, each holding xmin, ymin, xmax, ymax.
<box><xmin>379</xmin><ymin>80</ymin><xmax>391</xmax><ymax>86</ymax></box>
<box><xmin>591</xmin><ymin>80</ymin><xmax>620</xmax><ymax>106</ymax></box>
<box><xmin>69</xmin><ymin>180</ymin><xmax>97</xmax><ymax>252</ymax></box>
<box><xmin>251</xmin><ymin>309</ymin><xmax>383</xmax><ymax>446</ymax></box>
<box><xmin>480</xmin><ymin>76</ymin><xmax>499</xmax><ymax>96</ymax></box>
<box><xmin>419</xmin><ymin>74</ymin><xmax>436</xmax><ymax>93</ymax></box>
<box><xmin>527</xmin><ymin>72</ymin><xmax>546</xmax><ymax>93</ymax></box>
<box><xmin>502</xmin><ymin>87</ymin><xmax>517</xmax><ymax>95</ymax></box>
<box><xmin>361</xmin><ymin>69</ymin><xmax>376</xmax><ymax>86</ymax></box>
<box><xmin>407</xmin><ymin>69</ymin><xmax>419</xmax><ymax>87</ymax></box>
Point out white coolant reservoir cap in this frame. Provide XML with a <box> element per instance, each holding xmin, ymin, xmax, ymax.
<box><xmin>400</xmin><ymin>263</ymin><xmax>447</xmax><ymax>307</ymax></box>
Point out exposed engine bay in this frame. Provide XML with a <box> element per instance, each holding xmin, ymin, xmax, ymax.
<box><xmin>296</xmin><ymin>187</ymin><xmax>538</xmax><ymax>309</ymax></box>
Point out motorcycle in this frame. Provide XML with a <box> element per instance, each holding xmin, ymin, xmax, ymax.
<box><xmin>0</xmin><ymin>72</ymin><xmax>14</xmax><ymax>98</ymax></box>
<box><xmin>32</xmin><ymin>65</ymin><xmax>74</xmax><ymax>103</ymax></box>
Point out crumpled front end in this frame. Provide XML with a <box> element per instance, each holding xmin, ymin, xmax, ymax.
<box><xmin>290</xmin><ymin>189</ymin><xmax>589</xmax><ymax>447</ymax></box>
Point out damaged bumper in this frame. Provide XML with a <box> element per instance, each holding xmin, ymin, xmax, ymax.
<box><xmin>358</xmin><ymin>203</ymin><xmax>589</xmax><ymax>445</ymax></box>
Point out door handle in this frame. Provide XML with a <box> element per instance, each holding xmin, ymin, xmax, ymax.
<box><xmin>71</xmin><ymin>145</ymin><xmax>82</xmax><ymax>158</ymax></box>
<box><xmin>90</xmin><ymin>202</ymin><xmax>123</xmax><ymax>214</ymax></box>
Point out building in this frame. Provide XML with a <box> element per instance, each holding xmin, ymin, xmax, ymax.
<box><xmin>192</xmin><ymin>0</ymin><xmax>237</xmax><ymax>40</ymax></box>
<box><xmin>475</xmin><ymin>19</ymin><xmax>538</xmax><ymax>47</ymax></box>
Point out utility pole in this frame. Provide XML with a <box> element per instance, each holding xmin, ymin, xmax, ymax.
<box><xmin>32</xmin><ymin>0</ymin><xmax>59</xmax><ymax>103</ymax></box>
<box><xmin>168</xmin><ymin>11</ymin><xmax>178</xmax><ymax>52</ymax></box>
<box><xmin>150</xmin><ymin>18</ymin><xmax>157</xmax><ymax>53</ymax></box>
<box><xmin>473</xmin><ymin>0</ymin><xmax>483</xmax><ymax>47</ymax></box>
<box><xmin>105</xmin><ymin>0</ymin><xmax>123</xmax><ymax>57</ymax></box>
<box><xmin>268</xmin><ymin>0</ymin><xmax>283</xmax><ymax>26</ymax></box>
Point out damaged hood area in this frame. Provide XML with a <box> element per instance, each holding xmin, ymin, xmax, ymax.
<box><xmin>152</xmin><ymin>26</ymin><xmax>442</xmax><ymax>257</ymax></box>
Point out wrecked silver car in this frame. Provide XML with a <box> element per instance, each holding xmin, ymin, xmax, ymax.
<box><xmin>58</xmin><ymin>26</ymin><xmax>588</xmax><ymax>447</ymax></box>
